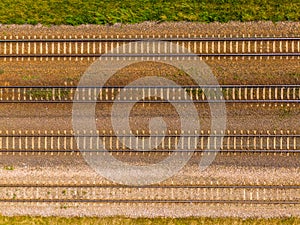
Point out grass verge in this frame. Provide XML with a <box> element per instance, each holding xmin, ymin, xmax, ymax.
<box><xmin>0</xmin><ymin>0</ymin><xmax>299</xmax><ymax>25</ymax></box>
<box><xmin>0</xmin><ymin>216</ymin><xmax>299</xmax><ymax>225</ymax></box>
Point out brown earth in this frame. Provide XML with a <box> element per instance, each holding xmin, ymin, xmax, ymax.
<box><xmin>0</xmin><ymin>103</ymin><xmax>299</xmax><ymax>132</ymax></box>
<box><xmin>0</xmin><ymin>59</ymin><xmax>299</xmax><ymax>86</ymax></box>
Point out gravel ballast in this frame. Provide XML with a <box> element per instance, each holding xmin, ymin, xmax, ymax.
<box><xmin>0</xmin><ymin>22</ymin><xmax>299</xmax><ymax>217</ymax></box>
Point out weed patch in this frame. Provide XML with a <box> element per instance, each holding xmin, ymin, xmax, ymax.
<box><xmin>279</xmin><ymin>107</ymin><xmax>292</xmax><ymax>118</ymax></box>
<box><xmin>22</xmin><ymin>75</ymin><xmax>40</xmax><ymax>81</ymax></box>
<box><xmin>26</xmin><ymin>89</ymin><xmax>71</xmax><ymax>99</ymax></box>
<box><xmin>3</xmin><ymin>165</ymin><xmax>14</xmax><ymax>170</ymax></box>
<box><xmin>0</xmin><ymin>216</ymin><xmax>299</xmax><ymax>224</ymax></box>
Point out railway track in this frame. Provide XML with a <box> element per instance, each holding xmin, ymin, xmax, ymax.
<box><xmin>0</xmin><ymin>184</ymin><xmax>299</xmax><ymax>204</ymax></box>
<box><xmin>0</xmin><ymin>36</ymin><xmax>299</xmax><ymax>60</ymax></box>
<box><xmin>0</xmin><ymin>130</ymin><xmax>299</xmax><ymax>153</ymax></box>
<box><xmin>1</xmin><ymin>35</ymin><xmax>299</xmax><ymax>213</ymax></box>
<box><xmin>0</xmin><ymin>85</ymin><xmax>299</xmax><ymax>104</ymax></box>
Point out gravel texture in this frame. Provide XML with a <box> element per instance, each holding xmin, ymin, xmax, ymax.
<box><xmin>0</xmin><ymin>21</ymin><xmax>299</xmax><ymax>37</ymax></box>
<box><xmin>0</xmin><ymin>203</ymin><xmax>299</xmax><ymax>218</ymax></box>
<box><xmin>0</xmin><ymin>22</ymin><xmax>299</xmax><ymax>217</ymax></box>
<box><xmin>0</xmin><ymin>104</ymin><xmax>299</xmax><ymax>131</ymax></box>
<box><xmin>0</xmin><ymin>154</ymin><xmax>299</xmax><ymax>217</ymax></box>
<box><xmin>1</xmin><ymin>155</ymin><xmax>300</xmax><ymax>186</ymax></box>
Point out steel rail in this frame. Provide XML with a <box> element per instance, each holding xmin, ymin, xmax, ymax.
<box><xmin>0</xmin><ymin>149</ymin><xmax>299</xmax><ymax>153</ymax></box>
<box><xmin>1</xmin><ymin>85</ymin><xmax>300</xmax><ymax>88</ymax></box>
<box><xmin>0</xmin><ymin>134</ymin><xmax>298</xmax><ymax>137</ymax></box>
<box><xmin>0</xmin><ymin>37</ymin><xmax>300</xmax><ymax>42</ymax></box>
<box><xmin>0</xmin><ymin>199</ymin><xmax>298</xmax><ymax>204</ymax></box>
<box><xmin>0</xmin><ymin>53</ymin><xmax>299</xmax><ymax>57</ymax></box>
<box><xmin>0</xmin><ymin>100</ymin><xmax>298</xmax><ymax>103</ymax></box>
<box><xmin>0</xmin><ymin>184</ymin><xmax>298</xmax><ymax>188</ymax></box>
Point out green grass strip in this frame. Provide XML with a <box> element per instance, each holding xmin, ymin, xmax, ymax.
<box><xmin>0</xmin><ymin>0</ymin><xmax>299</xmax><ymax>25</ymax></box>
<box><xmin>0</xmin><ymin>216</ymin><xmax>300</xmax><ymax>225</ymax></box>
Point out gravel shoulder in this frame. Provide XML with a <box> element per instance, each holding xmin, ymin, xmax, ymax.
<box><xmin>1</xmin><ymin>154</ymin><xmax>299</xmax><ymax>186</ymax></box>
<box><xmin>0</xmin><ymin>21</ymin><xmax>299</xmax><ymax>37</ymax></box>
<box><xmin>0</xmin><ymin>203</ymin><xmax>299</xmax><ymax>218</ymax></box>
<box><xmin>0</xmin><ymin>154</ymin><xmax>299</xmax><ymax>217</ymax></box>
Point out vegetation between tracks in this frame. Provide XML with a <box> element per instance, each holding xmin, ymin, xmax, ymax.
<box><xmin>0</xmin><ymin>0</ymin><xmax>299</xmax><ymax>25</ymax></box>
<box><xmin>0</xmin><ymin>216</ymin><xmax>300</xmax><ymax>224</ymax></box>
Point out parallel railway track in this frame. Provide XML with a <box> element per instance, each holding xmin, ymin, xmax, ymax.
<box><xmin>0</xmin><ymin>184</ymin><xmax>299</xmax><ymax>204</ymax></box>
<box><xmin>1</xmin><ymin>35</ymin><xmax>299</xmax><ymax>210</ymax></box>
<box><xmin>0</xmin><ymin>85</ymin><xmax>299</xmax><ymax>104</ymax></box>
<box><xmin>0</xmin><ymin>130</ymin><xmax>299</xmax><ymax>153</ymax></box>
<box><xmin>0</xmin><ymin>36</ymin><xmax>299</xmax><ymax>60</ymax></box>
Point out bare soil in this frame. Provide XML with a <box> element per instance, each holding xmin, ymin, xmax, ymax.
<box><xmin>0</xmin><ymin>103</ymin><xmax>299</xmax><ymax>132</ymax></box>
<box><xmin>0</xmin><ymin>59</ymin><xmax>299</xmax><ymax>86</ymax></box>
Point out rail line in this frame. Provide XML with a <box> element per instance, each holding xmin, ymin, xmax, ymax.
<box><xmin>0</xmin><ymin>35</ymin><xmax>299</xmax><ymax>210</ymax></box>
<box><xmin>0</xmin><ymin>130</ymin><xmax>299</xmax><ymax>153</ymax></box>
<box><xmin>0</xmin><ymin>85</ymin><xmax>299</xmax><ymax>104</ymax></box>
<box><xmin>0</xmin><ymin>35</ymin><xmax>299</xmax><ymax>60</ymax></box>
<box><xmin>0</xmin><ymin>184</ymin><xmax>299</xmax><ymax>204</ymax></box>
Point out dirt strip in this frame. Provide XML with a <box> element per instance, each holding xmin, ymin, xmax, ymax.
<box><xmin>0</xmin><ymin>57</ymin><xmax>299</xmax><ymax>86</ymax></box>
<box><xmin>0</xmin><ymin>104</ymin><xmax>299</xmax><ymax>131</ymax></box>
<box><xmin>0</xmin><ymin>21</ymin><xmax>299</xmax><ymax>37</ymax></box>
